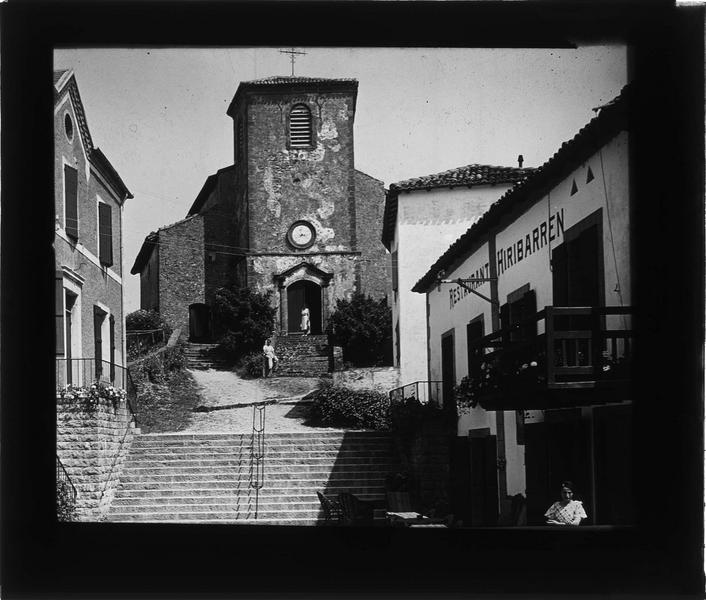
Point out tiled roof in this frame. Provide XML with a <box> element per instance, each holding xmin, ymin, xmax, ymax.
<box><xmin>381</xmin><ymin>164</ymin><xmax>534</xmax><ymax>250</ymax></box>
<box><xmin>54</xmin><ymin>69</ymin><xmax>69</xmax><ymax>86</ymax></box>
<box><xmin>227</xmin><ymin>75</ymin><xmax>358</xmax><ymax>117</ymax></box>
<box><xmin>412</xmin><ymin>84</ymin><xmax>631</xmax><ymax>294</ymax></box>
<box><xmin>243</xmin><ymin>76</ymin><xmax>357</xmax><ymax>86</ymax></box>
<box><xmin>130</xmin><ymin>216</ymin><xmax>200</xmax><ymax>275</ymax></box>
<box><xmin>390</xmin><ymin>164</ymin><xmax>535</xmax><ymax>193</ymax></box>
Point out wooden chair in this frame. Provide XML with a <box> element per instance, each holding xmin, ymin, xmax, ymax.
<box><xmin>316</xmin><ymin>491</ymin><xmax>343</xmax><ymax>524</ymax></box>
<box><xmin>338</xmin><ymin>492</ymin><xmax>375</xmax><ymax>526</ymax></box>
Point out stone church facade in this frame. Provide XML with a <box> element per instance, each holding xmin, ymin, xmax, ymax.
<box><xmin>132</xmin><ymin>76</ymin><xmax>390</xmax><ymax>340</ymax></box>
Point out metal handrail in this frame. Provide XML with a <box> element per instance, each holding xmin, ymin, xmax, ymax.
<box><xmin>126</xmin><ymin>328</ymin><xmax>165</xmax><ymax>356</ymax></box>
<box><xmin>389</xmin><ymin>381</ymin><xmax>443</xmax><ymax>406</ymax></box>
<box><xmin>249</xmin><ymin>404</ymin><xmax>266</xmax><ymax>519</ymax></box>
<box><xmin>56</xmin><ymin>455</ymin><xmax>77</xmax><ymax>504</ymax></box>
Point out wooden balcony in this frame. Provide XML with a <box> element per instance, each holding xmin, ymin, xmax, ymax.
<box><xmin>467</xmin><ymin>306</ymin><xmax>633</xmax><ymax>410</ymax></box>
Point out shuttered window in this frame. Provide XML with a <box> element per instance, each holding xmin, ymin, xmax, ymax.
<box><xmin>289</xmin><ymin>104</ymin><xmax>312</xmax><ymax>148</ymax></box>
<box><xmin>391</xmin><ymin>251</ymin><xmax>399</xmax><ymax>291</ymax></box>
<box><xmin>98</xmin><ymin>202</ymin><xmax>113</xmax><ymax>267</ymax></box>
<box><xmin>55</xmin><ymin>272</ymin><xmax>65</xmax><ymax>356</ymax></box>
<box><xmin>64</xmin><ymin>165</ymin><xmax>79</xmax><ymax>239</ymax></box>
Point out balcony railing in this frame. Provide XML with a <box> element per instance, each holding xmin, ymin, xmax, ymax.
<box><xmin>466</xmin><ymin>306</ymin><xmax>633</xmax><ymax>407</ymax></box>
<box><xmin>56</xmin><ymin>357</ymin><xmax>129</xmax><ymax>390</ymax></box>
<box><xmin>389</xmin><ymin>381</ymin><xmax>443</xmax><ymax>406</ymax></box>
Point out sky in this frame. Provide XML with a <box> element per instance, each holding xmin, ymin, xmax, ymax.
<box><xmin>53</xmin><ymin>46</ymin><xmax>628</xmax><ymax>313</ymax></box>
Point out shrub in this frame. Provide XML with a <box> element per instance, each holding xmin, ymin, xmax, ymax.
<box><xmin>238</xmin><ymin>352</ymin><xmax>264</xmax><ymax>379</ymax></box>
<box><xmin>212</xmin><ymin>287</ymin><xmax>276</xmax><ymax>361</ymax></box>
<box><xmin>57</xmin><ymin>479</ymin><xmax>77</xmax><ymax>522</ymax></box>
<box><xmin>130</xmin><ymin>344</ymin><xmax>187</xmax><ymax>385</ymax></box>
<box><xmin>305</xmin><ymin>385</ymin><xmax>391</xmax><ymax>430</ymax></box>
<box><xmin>126</xmin><ymin>309</ymin><xmax>171</xmax><ymax>334</ymax></box>
<box><xmin>389</xmin><ymin>396</ymin><xmax>447</xmax><ymax>437</ymax></box>
<box><xmin>327</xmin><ymin>293</ymin><xmax>392</xmax><ymax>367</ymax></box>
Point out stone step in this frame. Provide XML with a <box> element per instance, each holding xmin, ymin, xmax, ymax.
<box><xmin>126</xmin><ymin>449</ymin><xmax>396</xmax><ymax>460</ymax></box>
<box><xmin>105</xmin><ymin>515</ymin><xmax>354</xmax><ymax>525</ymax></box>
<box><xmin>106</xmin><ymin>507</ymin><xmax>385</xmax><ymax>520</ymax></box>
<box><xmin>118</xmin><ymin>472</ymin><xmax>390</xmax><ymax>485</ymax></box>
<box><xmin>131</xmin><ymin>432</ymin><xmax>393</xmax><ymax>443</ymax></box>
<box><xmin>110</xmin><ymin>500</ymin><xmax>389</xmax><ymax>514</ymax></box>
<box><xmin>121</xmin><ymin>463</ymin><xmax>400</xmax><ymax>477</ymax></box>
<box><xmin>116</xmin><ymin>477</ymin><xmax>388</xmax><ymax>490</ymax></box>
<box><xmin>114</xmin><ymin>490</ymin><xmax>385</xmax><ymax>502</ymax></box>
<box><xmin>123</xmin><ymin>456</ymin><xmax>398</xmax><ymax>468</ymax></box>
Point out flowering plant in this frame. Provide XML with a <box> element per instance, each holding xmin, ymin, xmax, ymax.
<box><xmin>59</xmin><ymin>382</ymin><xmax>127</xmax><ymax>410</ymax></box>
<box><xmin>455</xmin><ymin>354</ymin><xmax>546</xmax><ymax>409</ymax></box>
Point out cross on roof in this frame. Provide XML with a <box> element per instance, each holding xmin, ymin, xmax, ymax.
<box><xmin>279</xmin><ymin>48</ymin><xmax>307</xmax><ymax>76</ymax></box>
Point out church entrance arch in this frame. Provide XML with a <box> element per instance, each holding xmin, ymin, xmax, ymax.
<box><xmin>189</xmin><ymin>303</ymin><xmax>212</xmax><ymax>342</ymax></box>
<box><xmin>287</xmin><ymin>280</ymin><xmax>322</xmax><ymax>334</ymax></box>
<box><xmin>274</xmin><ymin>262</ymin><xmax>333</xmax><ymax>335</ymax></box>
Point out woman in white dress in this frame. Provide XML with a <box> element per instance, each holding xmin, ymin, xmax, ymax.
<box><xmin>300</xmin><ymin>306</ymin><xmax>310</xmax><ymax>335</ymax></box>
<box><xmin>262</xmin><ymin>338</ymin><xmax>278</xmax><ymax>377</ymax></box>
<box><xmin>544</xmin><ymin>481</ymin><xmax>587</xmax><ymax>526</ymax></box>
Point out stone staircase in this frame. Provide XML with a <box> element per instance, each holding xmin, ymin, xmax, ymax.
<box><xmin>184</xmin><ymin>343</ymin><xmax>230</xmax><ymax>370</ymax></box>
<box><xmin>106</xmin><ymin>431</ymin><xmax>401</xmax><ymax>524</ymax></box>
<box><xmin>274</xmin><ymin>333</ymin><xmax>330</xmax><ymax>377</ymax></box>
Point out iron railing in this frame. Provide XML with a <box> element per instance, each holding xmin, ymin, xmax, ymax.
<box><xmin>249</xmin><ymin>404</ymin><xmax>266</xmax><ymax>519</ymax></box>
<box><xmin>468</xmin><ymin>305</ymin><xmax>633</xmax><ymax>389</ymax></box>
<box><xmin>57</xmin><ymin>358</ymin><xmax>138</xmax><ymax>426</ymax></box>
<box><xmin>56</xmin><ymin>455</ymin><xmax>77</xmax><ymax>504</ymax></box>
<box><xmin>389</xmin><ymin>381</ymin><xmax>443</xmax><ymax>406</ymax></box>
<box><xmin>56</xmin><ymin>358</ymin><xmax>130</xmax><ymax>391</ymax></box>
<box><xmin>127</xmin><ymin>328</ymin><xmax>166</xmax><ymax>357</ymax></box>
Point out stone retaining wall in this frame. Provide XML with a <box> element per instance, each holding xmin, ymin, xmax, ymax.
<box><xmin>332</xmin><ymin>366</ymin><xmax>400</xmax><ymax>394</ymax></box>
<box><xmin>57</xmin><ymin>395</ymin><xmax>137</xmax><ymax>521</ymax></box>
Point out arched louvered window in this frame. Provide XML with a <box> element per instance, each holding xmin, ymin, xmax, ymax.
<box><xmin>289</xmin><ymin>104</ymin><xmax>313</xmax><ymax>148</ymax></box>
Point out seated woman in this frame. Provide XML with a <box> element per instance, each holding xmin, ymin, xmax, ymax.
<box><xmin>544</xmin><ymin>481</ymin><xmax>587</xmax><ymax>526</ymax></box>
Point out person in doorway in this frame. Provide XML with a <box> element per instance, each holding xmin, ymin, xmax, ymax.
<box><xmin>544</xmin><ymin>481</ymin><xmax>587</xmax><ymax>526</ymax></box>
<box><xmin>300</xmin><ymin>305</ymin><xmax>310</xmax><ymax>335</ymax></box>
<box><xmin>262</xmin><ymin>338</ymin><xmax>278</xmax><ymax>378</ymax></box>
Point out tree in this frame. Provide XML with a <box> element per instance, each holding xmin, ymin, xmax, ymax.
<box><xmin>211</xmin><ymin>286</ymin><xmax>276</xmax><ymax>360</ymax></box>
<box><xmin>327</xmin><ymin>292</ymin><xmax>393</xmax><ymax>367</ymax></box>
<box><xmin>126</xmin><ymin>309</ymin><xmax>170</xmax><ymax>333</ymax></box>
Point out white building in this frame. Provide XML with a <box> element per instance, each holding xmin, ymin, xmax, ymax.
<box><xmin>381</xmin><ymin>163</ymin><xmax>533</xmax><ymax>394</ymax></box>
<box><xmin>413</xmin><ymin>86</ymin><xmax>633</xmax><ymax>526</ymax></box>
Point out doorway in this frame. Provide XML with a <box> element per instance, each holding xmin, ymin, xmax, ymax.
<box><xmin>189</xmin><ymin>304</ymin><xmax>212</xmax><ymax>342</ymax></box>
<box><xmin>287</xmin><ymin>280</ymin><xmax>322</xmax><ymax>334</ymax></box>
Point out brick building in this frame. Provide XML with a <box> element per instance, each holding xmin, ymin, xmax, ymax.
<box><xmin>132</xmin><ymin>76</ymin><xmax>389</xmax><ymax>340</ymax></box>
<box><xmin>54</xmin><ymin>69</ymin><xmax>133</xmax><ymax>384</ymax></box>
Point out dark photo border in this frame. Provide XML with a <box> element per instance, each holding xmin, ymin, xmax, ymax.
<box><xmin>2</xmin><ymin>1</ymin><xmax>704</xmax><ymax>598</ymax></box>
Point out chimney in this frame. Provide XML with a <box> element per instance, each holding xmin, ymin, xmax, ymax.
<box><xmin>518</xmin><ymin>154</ymin><xmax>524</xmax><ymax>168</ymax></box>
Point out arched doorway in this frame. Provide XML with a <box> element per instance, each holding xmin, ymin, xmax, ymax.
<box><xmin>189</xmin><ymin>303</ymin><xmax>212</xmax><ymax>342</ymax></box>
<box><xmin>287</xmin><ymin>280</ymin><xmax>322</xmax><ymax>334</ymax></box>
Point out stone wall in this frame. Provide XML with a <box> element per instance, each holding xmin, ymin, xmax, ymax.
<box><xmin>332</xmin><ymin>366</ymin><xmax>400</xmax><ymax>395</ymax></box>
<box><xmin>57</xmin><ymin>394</ymin><xmax>137</xmax><ymax>520</ymax></box>
<box><xmin>245</xmin><ymin>90</ymin><xmax>357</xmax><ymax>256</ymax></box>
<box><xmin>158</xmin><ymin>216</ymin><xmax>205</xmax><ymax>336</ymax></box>
<box><xmin>204</xmin><ymin>167</ymin><xmax>241</xmax><ymax>303</ymax></box>
<box><xmin>354</xmin><ymin>170</ymin><xmax>391</xmax><ymax>301</ymax></box>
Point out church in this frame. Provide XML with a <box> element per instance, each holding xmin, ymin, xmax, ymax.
<box><xmin>131</xmin><ymin>75</ymin><xmax>390</xmax><ymax>341</ymax></box>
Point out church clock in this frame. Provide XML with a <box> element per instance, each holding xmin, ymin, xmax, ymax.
<box><xmin>287</xmin><ymin>220</ymin><xmax>316</xmax><ymax>249</ymax></box>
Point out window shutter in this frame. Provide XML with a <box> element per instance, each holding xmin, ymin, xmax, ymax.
<box><xmin>391</xmin><ymin>251</ymin><xmax>398</xmax><ymax>291</ymax></box>
<box><xmin>64</xmin><ymin>165</ymin><xmax>79</xmax><ymax>239</ymax></box>
<box><xmin>55</xmin><ymin>272</ymin><xmax>65</xmax><ymax>356</ymax></box>
<box><xmin>289</xmin><ymin>104</ymin><xmax>312</xmax><ymax>148</ymax></box>
<box><xmin>98</xmin><ymin>202</ymin><xmax>113</xmax><ymax>266</ymax></box>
